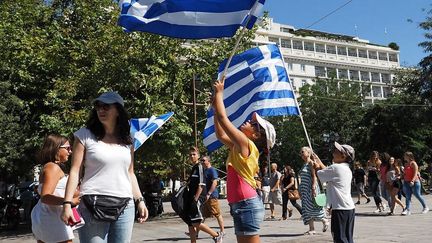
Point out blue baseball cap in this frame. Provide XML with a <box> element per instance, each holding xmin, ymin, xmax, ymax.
<box><xmin>93</xmin><ymin>91</ymin><xmax>124</xmax><ymax>107</ymax></box>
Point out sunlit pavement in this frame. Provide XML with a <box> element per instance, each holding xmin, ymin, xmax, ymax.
<box><xmin>2</xmin><ymin>194</ymin><xmax>432</xmax><ymax>242</ymax></box>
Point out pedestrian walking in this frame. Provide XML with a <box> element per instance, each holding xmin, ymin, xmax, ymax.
<box><xmin>386</xmin><ymin>157</ymin><xmax>405</xmax><ymax>215</ymax></box>
<box><xmin>316</xmin><ymin>142</ymin><xmax>356</xmax><ymax>243</ymax></box>
<box><xmin>212</xmin><ymin>78</ymin><xmax>276</xmax><ymax>243</ymax></box>
<box><xmin>268</xmin><ymin>163</ymin><xmax>283</xmax><ymax>220</ymax></box>
<box><xmin>298</xmin><ymin>147</ymin><xmax>329</xmax><ymax>235</ymax></box>
<box><xmin>401</xmin><ymin>152</ymin><xmax>429</xmax><ymax>215</ymax></box>
<box><xmin>61</xmin><ymin>91</ymin><xmax>148</xmax><ymax>242</ymax></box>
<box><xmin>31</xmin><ymin>134</ymin><xmax>80</xmax><ymax>243</ymax></box>
<box><xmin>367</xmin><ymin>151</ymin><xmax>385</xmax><ymax>213</ymax></box>
<box><xmin>281</xmin><ymin>165</ymin><xmax>301</xmax><ymax>219</ymax></box>
<box><xmin>353</xmin><ymin>161</ymin><xmax>370</xmax><ymax>205</ymax></box>
<box><xmin>201</xmin><ymin>156</ymin><xmax>225</xmax><ymax>236</ymax></box>
<box><xmin>182</xmin><ymin>147</ymin><xmax>222</xmax><ymax>243</ymax></box>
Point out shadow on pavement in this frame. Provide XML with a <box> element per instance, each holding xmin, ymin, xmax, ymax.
<box><xmin>142</xmin><ymin>237</ymin><xmax>190</xmax><ymax>242</ymax></box>
<box><xmin>261</xmin><ymin>233</ymin><xmax>305</xmax><ymax>238</ymax></box>
<box><xmin>355</xmin><ymin>212</ymin><xmax>389</xmax><ymax>217</ymax></box>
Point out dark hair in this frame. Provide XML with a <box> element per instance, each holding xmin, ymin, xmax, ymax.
<box><xmin>37</xmin><ymin>134</ymin><xmax>68</xmax><ymax>165</ymax></box>
<box><xmin>380</xmin><ymin>152</ymin><xmax>391</xmax><ymax>170</ymax></box>
<box><xmin>370</xmin><ymin>151</ymin><xmax>379</xmax><ymax>160</ymax></box>
<box><xmin>252</xmin><ymin>125</ymin><xmax>267</xmax><ymax>152</ymax></box>
<box><xmin>86</xmin><ymin>103</ymin><xmax>132</xmax><ymax>145</ymax></box>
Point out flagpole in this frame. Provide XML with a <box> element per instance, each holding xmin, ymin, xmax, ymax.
<box><xmin>279</xmin><ymin>50</ymin><xmax>313</xmax><ymax>150</ymax></box>
<box><xmin>221</xmin><ymin>0</ymin><xmax>260</xmax><ymax>79</ymax></box>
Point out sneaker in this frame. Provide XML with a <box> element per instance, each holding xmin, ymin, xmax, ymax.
<box><xmin>374</xmin><ymin>209</ymin><xmax>381</xmax><ymax>213</ymax></box>
<box><xmin>401</xmin><ymin>209</ymin><xmax>411</xmax><ymax>216</ymax></box>
<box><xmin>213</xmin><ymin>232</ymin><xmax>223</xmax><ymax>243</ymax></box>
<box><xmin>355</xmin><ymin>201</ymin><xmax>360</xmax><ymax>205</ymax></box>
<box><xmin>288</xmin><ymin>209</ymin><xmax>293</xmax><ymax>218</ymax></box>
<box><xmin>422</xmin><ymin>207</ymin><xmax>429</xmax><ymax>214</ymax></box>
<box><xmin>366</xmin><ymin>198</ymin><xmax>371</xmax><ymax>204</ymax></box>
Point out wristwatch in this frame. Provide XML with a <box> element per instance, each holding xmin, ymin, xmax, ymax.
<box><xmin>135</xmin><ymin>196</ymin><xmax>145</xmax><ymax>204</ymax></box>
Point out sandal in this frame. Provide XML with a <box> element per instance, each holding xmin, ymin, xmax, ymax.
<box><xmin>304</xmin><ymin>230</ymin><xmax>316</xmax><ymax>235</ymax></box>
<box><xmin>322</xmin><ymin>219</ymin><xmax>329</xmax><ymax>232</ymax></box>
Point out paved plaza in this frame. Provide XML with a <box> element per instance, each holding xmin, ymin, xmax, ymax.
<box><xmin>1</xmin><ymin>195</ymin><xmax>432</xmax><ymax>243</ymax></box>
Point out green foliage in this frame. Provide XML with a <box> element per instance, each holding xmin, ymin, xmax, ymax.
<box><xmin>0</xmin><ymin>0</ymin><xmax>256</xmax><ymax>180</ymax></box>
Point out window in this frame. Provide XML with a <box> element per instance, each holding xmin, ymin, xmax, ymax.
<box><xmin>348</xmin><ymin>48</ymin><xmax>357</xmax><ymax>57</ymax></box>
<box><xmin>327</xmin><ymin>67</ymin><xmax>336</xmax><ymax>78</ymax></box>
<box><xmin>381</xmin><ymin>73</ymin><xmax>391</xmax><ymax>83</ymax></box>
<box><xmin>301</xmin><ymin>80</ymin><xmax>307</xmax><ymax>86</ymax></box>
<box><xmin>371</xmin><ymin>72</ymin><xmax>380</xmax><ymax>82</ymax></box>
<box><xmin>361</xmin><ymin>84</ymin><xmax>371</xmax><ymax>97</ymax></box>
<box><xmin>315</xmin><ymin>44</ymin><xmax>325</xmax><ymax>53</ymax></box>
<box><xmin>379</xmin><ymin>52</ymin><xmax>388</xmax><ymax>61</ymax></box>
<box><xmin>300</xmin><ymin>64</ymin><xmax>306</xmax><ymax>72</ymax></box>
<box><xmin>280</xmin><ymin>27</ymin><xmax>291</xmax><ymax>33</ymax></box>
<box><xmin>360</xmin><ymin>71</ymin><xmax>370</xmax><ymax>81</ymax></box>
<box><xmin>389</xmin><ymin>53</ymin><xmax>398</xmax><ymax>62</ymax></box>
<box><xmin>293</xmin><ymin>40</ymin><xmax>303</xmax><ymax>50</ymax></box>
<box><xmin>372</xmin><ymin>86</ymin><xmax>382</xmax><ymax>97</ymax></box>
<box><xmin>281</xmin><ymin>38</ymin><xmax>291</xmax><ymax>48</ymax></box>
<box><xmin>326</xmin><ymin>45</ymin><xmax>336</xmax><ymax>54</ymax></box>
<box><xmin>268</xmin><ymin>37</ymin><xmax>279</xmax><ymax>45</ymax></box>
<box><xmin>338</xmin><ymin>69</ymin><xmax>348</xmax><ymax>79</ymax></box>
<box><xmin>337</xmin><ymin>46</ymin><xmax>347</xmax><ymax>55</ymax></box>
<box><xmin>383</xmin><ymin>87</ymin><xmax>392</xmax><ymax>98</ymax></box>
<box><xmin>349</xmin><ymin>70</ymin><xmax>359</xmax><ymax>80</ymax></box>
<box><xmin>368</xmin><ymin>50</ymin><xmax>377</xmax><ymax>59</ymax></box>
<box><xmin>287</xmin><ymin>63</ymin><xmax>293</xmax><ymax>71</ymax></box>
<box><xmin>315</xmin><ymin>66</ymin><xmax>326</xmax><ymax>77</ymax></box>
<box><xmin>304</xmin><ymin>42</ymin><xmax>314</xmax><ymax>51</ymax></box>
<box><xmin>358</xmin><ymin>49</ymin><xmax>367</xmax><ymax>58</ymax></box>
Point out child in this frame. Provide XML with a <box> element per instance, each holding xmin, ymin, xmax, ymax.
<box><xmin>315</xmin><ymin>142</ymin><xmax>355</xmax><ymax>243</ymax></box>
<box><xmin>353</xmin><ymin>161</ymin><xmax>370</xmax><ymax>205</ymax></box>
<box><xmin>212</xmin><ymin>78</ymin><xmax>275</xmax><ymax>243</ymax></box>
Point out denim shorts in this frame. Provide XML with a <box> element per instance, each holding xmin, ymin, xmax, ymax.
<box><xmin>229</xmin><ymin>196</ymin><xmax>264</xmax><ymax>236</ymax></box>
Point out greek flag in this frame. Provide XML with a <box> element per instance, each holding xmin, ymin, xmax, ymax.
<box><xmin>203</xmin><ymin>44</ymin><xmax>299</xmax><ymax>152</ymax></box>
<box><xmin>118</xmin><ymin>0</ymin><xmax>265</xmax><ymax>39</ymax></box>
<box><xmin>130</xmin><ymin>112</ymin><xmax>174</xmax><ymax>151</ymax></box>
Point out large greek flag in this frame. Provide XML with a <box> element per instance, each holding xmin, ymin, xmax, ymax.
<box><xmin>203</xmin><ymin>44</ymin><xmax>299</xmax><ymax>152</ymax></box>
<box><xmin>130</xmin><ymin>112</ymin><xmax>174</xmax><ymax>151</ymax></box>
<box><xmin>118</xmin><ymin>0</ymin><xmax>265</xmax><ymax>39</ymax></box>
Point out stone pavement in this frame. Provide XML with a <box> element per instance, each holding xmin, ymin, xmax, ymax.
<box><xmin>2</xmin><ymin>195</ymin><xmax>432</xmax><ymax>243</ymax></box>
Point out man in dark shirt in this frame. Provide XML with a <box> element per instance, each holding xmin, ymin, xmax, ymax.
<box><xmin>183</xmin><ymin>147</ymin><xmax>222</xmax><ymax>243</ymax></box>
<box><xmin>201</xmin><ymin>156</ymin><xmax>225</xmax><ymax>235</ymax></box>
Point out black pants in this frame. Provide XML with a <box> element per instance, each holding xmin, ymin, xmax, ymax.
<box><xmin>282</xmin><ymin>192</ymin><xmax>302</xmax><ymax>218</ymax></box>
<box><xmin>368</xmin><ymin>179</ymin><xmax>381</xmax><ymax>208</ymax></box>
<box><xmin>331</xmin><ymin>209</ymin><xmax>355</xmax><ymax>243</ymax></box>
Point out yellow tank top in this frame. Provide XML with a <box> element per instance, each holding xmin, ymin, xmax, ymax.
<box><xmin>226</xmin><ymin>140</ymin><xmax>259</xmax><ymax>189</ymax></box>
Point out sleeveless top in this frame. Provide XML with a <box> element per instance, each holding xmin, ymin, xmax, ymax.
<box><xmin>404</xmin><ymin>163</ymin><xmax>417</xmax><ymax>182</ymax></box>
<box><xmin>226</xmin><ymin>140</ymin><xmax>259</xmax><ymax>204</ymax></box>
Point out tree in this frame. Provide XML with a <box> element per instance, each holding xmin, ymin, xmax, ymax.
<box><xmin>0</xmin><ymin>0</ymin><xmax>257</xmax><ymax>180</ymax></box>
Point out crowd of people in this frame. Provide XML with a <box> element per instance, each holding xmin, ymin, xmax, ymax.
<box><xmin>28</xmin><ymin>88</ymin><xmax>431</xmax><ymax>243</ymax></box>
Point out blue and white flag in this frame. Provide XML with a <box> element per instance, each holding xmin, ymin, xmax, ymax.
<box><xmin>203</xmin><ymin>44</ymin><xmax>299</xmax><ymax>152</ymax></box>
<box><xmin>130</xmin><ymin>111</ymin><xmax>174</xmax><ymax>151</ymax></box>
<box><xmin>118</xmin><ymin>0</ymin><xmax>265</xmax><ymax>39</ymax></box>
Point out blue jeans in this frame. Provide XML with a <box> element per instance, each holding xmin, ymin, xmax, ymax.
<box><xmin>229</xmin><ymin>196</ymin><xmax>264</xmax><ymax>236</ymax></box>
<box><xmin>403</xmin><ymin>180</ymin><xmax>427</xmax><ymax>210</ymax></box>
<box><xmin>78</xmin><ymin>201</ymin><xmax>135</xmax><ymax>243</ymax></box>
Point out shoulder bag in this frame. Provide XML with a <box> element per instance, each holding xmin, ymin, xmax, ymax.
<box><xmin>287</xmin><ymin>175</ymin><xmax>300</xmax><ymax>200</ymax></box>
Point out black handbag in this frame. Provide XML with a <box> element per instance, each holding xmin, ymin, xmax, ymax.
<box><xmin>82</xmin><ymin>195</ymin><xmax>130</xmax><ymax>222</ymax></box>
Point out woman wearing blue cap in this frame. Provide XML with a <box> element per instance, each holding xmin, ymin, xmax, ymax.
<box><xmin>61</xmin><ymin>91</ymin><xmax>148</xmax><ymax>243</ymax></box>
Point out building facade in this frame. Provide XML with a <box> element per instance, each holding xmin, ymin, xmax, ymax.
<box><xmin>254</xmin><ymin>19</ymin><xmax>400</xmax><ymax>103</ymax></box>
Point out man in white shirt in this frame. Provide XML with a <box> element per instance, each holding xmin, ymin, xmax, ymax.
<box><xmin>314</xmin><ymin>142</ymin><xmax>355</xmax><ymax>243</ymax></box>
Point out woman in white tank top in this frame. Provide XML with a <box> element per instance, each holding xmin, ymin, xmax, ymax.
<box><xmin>31</xmin><ymin>134</ymin><xmax>80</xmax><ymax>243</ymax></box>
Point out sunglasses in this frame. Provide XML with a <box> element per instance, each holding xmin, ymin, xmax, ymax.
<box><xmin>60</xmin><ymin>145</ymin><xmax>72</xmax><ymax>152</ymax></box>
<box><xmin>250</xmin><ymin>120</ymin><xmax>261</xmax><ymax>132</ymax></box>
<box><xmin>94</xmin><ymin>102</ymin><xmax>111</xmax><ymax>111</ymax></box>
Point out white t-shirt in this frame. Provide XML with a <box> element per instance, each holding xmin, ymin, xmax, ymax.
<box><xmin>75</xmin><ymin>127</ymin><xmax>133</xmax><ymax>198</ymax></box>
<box><xmin>317</xmin><ymin>163</ymin><xmax>355</xmax><ymax>210</ymax></box>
